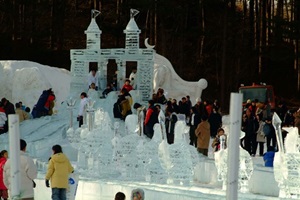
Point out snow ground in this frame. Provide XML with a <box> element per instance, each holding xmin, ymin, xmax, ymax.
<box><xmin>0</xmin><ymin>61</ymin><xmax>283</xmax><ymax>199</ymax></box>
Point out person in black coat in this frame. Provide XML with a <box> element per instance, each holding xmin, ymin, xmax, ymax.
<box><xmin>208</xmin><ymin>107</ymin><xmax>222</xmax><ymax>138</ymax></box>
<box><xmin>178</xmin><ymin>97</ymin><xmax>190</xmax><ymax>118</ymax></box>
<box><xmin>242</xmin><ymin>109</ymin><xmax>258</xmax><ymax>156</ymax></box>
<box><xmin>1</xmin><ymin>98</ymin><xmax>15</xmax><ymax>116</ymax></box>
<box><xmin>189</xmin><ymin>107</ymin><xmax>200</xmax><ymax>147</ymax></box>
<box><xmin>165</xmin><ymin>108</ymin><xmax>178</xmax><ymax>144</ymax></box>
<box><xmin>1</xmin><ymin>98</ymin><xmax>15</xmax><ymax>132</ymax></box>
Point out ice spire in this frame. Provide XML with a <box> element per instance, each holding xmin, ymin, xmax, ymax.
<box><xmin>85</xmin><ymin>9</ymin><xmax>102</xmax><ymax>49</ymax></box>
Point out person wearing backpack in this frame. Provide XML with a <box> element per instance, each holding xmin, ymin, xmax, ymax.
<box><xmin>35</xmin><ymin>88</ymin><xmax>52</xmax><ymax>118</ymax></box>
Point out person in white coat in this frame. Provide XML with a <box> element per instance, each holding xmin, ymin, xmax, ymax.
<box><xmin>88</xmin><ymin>69</ymin><xmax>99</xmax><ymax>91</ymax></box>
<box><xmin>129</xmin><ymin>68</ymin><xmax>137</xmax><ymax>89</ymax></box>
<box><xmin>78</xmin><ymin>92</ymin><xmax>89</xmax><ymax>127</ymax></box>
<box><xmin>4</xmin><ymin>139</ymin><xmax>37</xmax><ymax>200</ymax></box>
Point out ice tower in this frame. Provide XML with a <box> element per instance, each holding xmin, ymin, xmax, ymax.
<box><xmin>70</xmin><ymin>9</ymin><xmax>155</xmax><ymax>103</ymax></box>
<box><xmin>85</xmin><ymin>10</ymin><xmax>101</xmax><ymax>49</ymax></box>
<box><xmin>124</xmin><ymin>9</ymin><xmax>141</xmax><ymax>54</ymax></box>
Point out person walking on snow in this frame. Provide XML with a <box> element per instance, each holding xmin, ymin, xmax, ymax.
<box><xmin>78</xmin><ymin>92</ymin><xmax>89</xmax><ymax>127</ymax></box>
<box><xmin>45</xmin><ymin>145</ymin><xmax>74</xmax><ymax>200</ymax></box>
<box><xmin>4</xmin><ymin>139</ymin><xmax>37</xmax><ymax>200</ymax></box>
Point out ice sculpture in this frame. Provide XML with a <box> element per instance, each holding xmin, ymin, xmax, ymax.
<box><xmin>86</xmin><ymin>100</ymin><xmax>95</xmax><ymax>131</ymax></box>
<box><xmin>214</xmin><ymin>131</ymin><xmax>253</xmax><ymax>192</ymax></box>
<box><xmin>142</xmin><ymin>124</ymin><xmax>167</xmax><ymax>183</ymax></box>
<box><xmin>125</xmin><ymin>114</ymin><xmax>138</xmax><ymax>135</ymax></box>
<box><xmin>173</xmin><ymin>120</ymin><xmax>190</xmax><ymax>144</ymax></box>
<box><xmin>116</xmin><ymin>133</ymin><xmax>141</xmax><ymax>180</ymax></box>
<box><xmin>66</xmin><ymin>98</ymin><xmax>76</xmax><ymax>128</ymax></box>
<box><xmin>273</xmin><ymin>112</ymin><xmax>300</xmax><ymax>199</ymax></box>
<box><xmin>167</xmin><ymin>122</ymin><xmax>194</xmax><ymax>185</ymax></box>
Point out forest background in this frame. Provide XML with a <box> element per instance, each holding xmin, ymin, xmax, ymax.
<box><xmin>0</xmin><ymin>0</ymin><xmax>299</xmax><ymax>111</ymax></box>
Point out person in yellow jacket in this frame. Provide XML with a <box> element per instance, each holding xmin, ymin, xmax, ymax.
<box><xmin>45</xmin><ymin>145</ymin><xmax>74</xmax><ymax>200</ymax></box>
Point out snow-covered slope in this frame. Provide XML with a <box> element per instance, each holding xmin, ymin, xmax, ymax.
<box><xmin>0</xmin><ymin>61</ymin><xmax>71</xmax><ymax>110</ymax></box>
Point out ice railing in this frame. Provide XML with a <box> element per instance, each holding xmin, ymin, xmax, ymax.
<box><xmin>65</xmin><ymin>105</ymin><xmax>203</xmax><ymax>185</ymax></box>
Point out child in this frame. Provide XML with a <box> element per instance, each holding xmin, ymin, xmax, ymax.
<box><xmin>115</xmin><ymin>192</ymin><xmax>126</xmax><ymax>200</ymax></box>
<box><xmin>25</xmin><ymin>107</ymin><xmax>33</xmax><ymax>119</ymax></box>
<box><xmin>263</xmin><ymin>146</ymin><xmax>275</xmax><ymax>167</ymax></box>
<box><xmin>131</xmin><ymin>188</ymin><xmax>144</xmax><ymax>200</ymax></box>
<box><xmin>0</xmin><ymin>150</ymin><xmax>8</xmax><ymax>200</ymax></box>
<box><xmin>211</xmin><ymin>128</ymin><xmax>227</xmax><ymax>152</ymax></box>
<box><xmin>102</xmin><ymin>84</ymin><xmax>113</xmax><ymax>98</ymax></box>
<box><xmin>121</xmin><ymin>80</ymin><xmax>133</xmax><ymax>92</ymax></box>
<box><xmin>87</xmin><ymin>83</ymin><xmax>99</xmax><ymax>100</ymax></box>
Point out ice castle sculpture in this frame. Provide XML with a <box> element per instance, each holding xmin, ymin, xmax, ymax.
<box><xmin>273</xmin><ymin>112</ymin><xmax>300</xmax><ymax>199</ymax></box>
<box><xmin>70</xmin><ymin>9</ymin><xmax>155</xmax><ymax>104</ymax></box>
<box><xmin>69</xmin><ymin>9</ymin><xmax>207</xmax><ymax>105</ymax></box>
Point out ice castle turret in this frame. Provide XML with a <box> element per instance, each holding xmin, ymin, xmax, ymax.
<box><xmin>85</xmin><ymin>10</ymin><xmax>101</xmax><ymax>49</ymax></box>
<box><xmin>123</xmin><ymin>9</ymin><xmax>141</xmax><ymax>54</ymax></box>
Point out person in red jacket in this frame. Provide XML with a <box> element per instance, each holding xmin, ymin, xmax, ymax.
<box><xmin>44</xmin><ymin>91</ymin><xmax>56</xmax><ymax>115</ymax></box>
<box><xmin>121</xmin><ymin>80</ymin><xmax>133</xmax><ymax>93</ymax></box>
<box><xmin>0</xmin><ymin>150</ymin><xmax>8</xmax><ymax>200</ymax></box>
<box><xmin>144</xmin><ymin>100</ymin><xmax>159</xmax><ymax>139</ymax></box>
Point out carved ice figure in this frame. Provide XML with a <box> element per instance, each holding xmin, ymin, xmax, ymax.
<box><xmin>153</xmin><ymin>54</ymin><xmax>207</xmax><ymax>105</ymax></box>
<box><xmin>273</xmin><ymin>126</ymin><xmax>300</xmax><ymax>199</ymax></box>
<box><xmin>125</xmin><ymin>114</ymin><xmax>138</xmax><ymax>135</ymax></box>
<box><xmin>141</xmin><ymin>124</ymin><xmax>167</xmax><ymax>183</ymax></box>
<box><xmin>158</xmin><ymin>122</ymin><xmax>171</xmax><ymax>171</ymax></box>
<box><xmin>214</xmin><ymin>131</ymin><xmax>253</xmax><ymax>192</ymax></box>
<box><xmin>76</xmin><ymin>127</ymin><xmax>90</xmax><ymax>170</ymax></box>
<box><xmin>167</xmin><ymin>122</ymin><xmax>194</xmax><ymax>185</ymax></box>
<box><xmin>95</xmin><ymin>132</ymin><xmax>114</xmax><ymax>178</ymax></box>
<box><xmin>117</xmin><ymin>134</ymin><xmax>141</xmax><ymax>180</ymax></box>
<box><xmin>284</xmin><ymin>127</ymin><xmax>299</xmax><ymax>153</ymax></box>
<box><xmin>94</xmin><ymin>108</ymin><xmax>111</xmax><ymax>127</ymax></box>
<box><xmin>174</xmin><ymin>121</ymin><xmax>190</xmax><ymax>144</ymax></box>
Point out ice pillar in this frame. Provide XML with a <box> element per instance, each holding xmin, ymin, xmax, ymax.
<box><xmin>86</xmin><ymin>110</ymin><xmax>95</xmax><ymax>131</ymax></box>
<box><xmin>86</xmin><ymin>101</ymin><xmax>95</xmax><ymax>131</ymax></box>
<box><xmin>226</xmin><ymin>93</ymin><xmax>243</xmax><ymax>200</ymax></box>
<box><xmin>67</xmin><ymin>98</ymin><xmax>77</xmax><ymax>128</ymax></box>
<box><xmin>8</xmin><ymin>114</ymin><xmax>21</xmax><ymax>199</ymax></box>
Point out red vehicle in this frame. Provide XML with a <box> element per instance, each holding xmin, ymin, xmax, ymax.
<box><xmin>239</xmin><ymin>84</ymin><xmax>275</xmax><ymax>109</ymax></box>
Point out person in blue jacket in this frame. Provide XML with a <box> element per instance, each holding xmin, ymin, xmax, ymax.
<box><xmin>263</xmin><ymin>146</ymin><xmax>275</xmax><ymax>167</ymax></box>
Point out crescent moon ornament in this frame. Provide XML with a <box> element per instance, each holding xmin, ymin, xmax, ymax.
<box><xmin>144</xmin><ymin>38</ymin><xmax>155</xmax><ymax>49</ymax></box>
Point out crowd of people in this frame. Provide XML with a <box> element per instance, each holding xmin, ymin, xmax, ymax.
<box><xmin>240</xmin><ymin>99</ymin><xmax>299</xmax><ymax>167</ymax></box>
<box><xmin>0</xmin><ymin>88</ymin><xmax>56</xmax><ymax>134</ymax></box>
<box><xmin>111</xmin><ymin>82</ymin><xmax>223</xmax><ymax>157</ymax></box>
<box><xmin>0</xmin><ymin>140</ymin><xmax>73</xmax><ymax>200</ymax></box>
